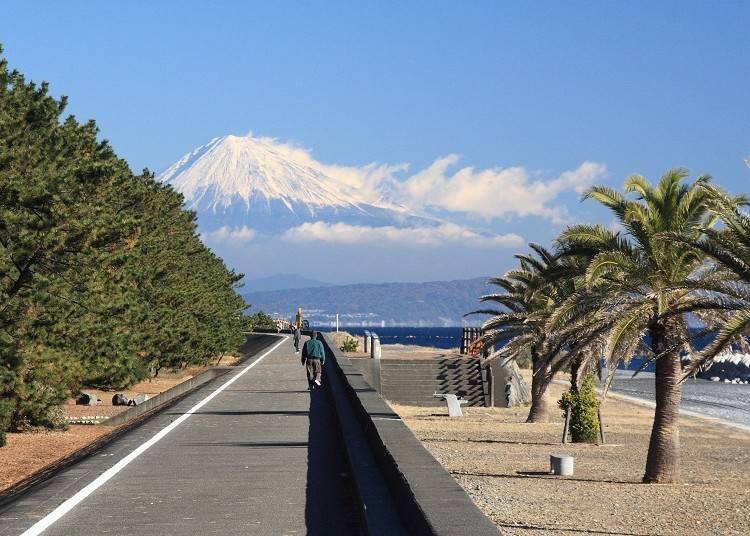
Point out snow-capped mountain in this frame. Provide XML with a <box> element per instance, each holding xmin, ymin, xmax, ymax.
<box><xmin>159</xmin><ymin>134</ymin><xmax>436</xmax><ymax>233</ymax></box>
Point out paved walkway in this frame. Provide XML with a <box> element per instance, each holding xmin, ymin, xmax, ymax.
<box><xmin>0</xmin><ymin>336</ymin><xmax>361</xmax><ymax>536</ymax></box>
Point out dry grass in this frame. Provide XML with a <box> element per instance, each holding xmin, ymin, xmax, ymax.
<box><xmin>391</xmin><ymin>379</ymin><xmax>750</xmax><ymax>536</ymax></box>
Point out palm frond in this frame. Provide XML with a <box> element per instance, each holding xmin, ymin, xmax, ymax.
<box><xmin>623</xmin><ymin>174</ymin><xmax>654</xmax><ymax>199</ymax></box>
<box><xmin>686</xmin><ymin>309</ymin><xmax>750</xmax><ymax>375</ymax></box>
<box><xmin>585</xmin><ymin>251</ymin><xmax>634</xmax><ymax>286</ymax></box>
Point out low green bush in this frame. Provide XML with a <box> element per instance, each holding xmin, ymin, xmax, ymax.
<box><xmin>559</xmin><ymin>373</ymin><xmax>600</xmax><ymax>443</ymax></box>
<box><xmin>340</xmin><ymin>337</ymin><xmax>359</xmax><ymax>352</ymax></box>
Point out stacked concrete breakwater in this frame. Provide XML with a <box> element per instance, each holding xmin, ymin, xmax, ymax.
<box><xmin>690</xmin><ymin>353</ymin><xmax>750</xmax><ymax>384</ymax></box>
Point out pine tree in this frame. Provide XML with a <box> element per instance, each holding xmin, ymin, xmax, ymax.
<box><xmin>0</xmin><ymin>45</ymin><xmax>247</xmax><ymax>438</ymax></box>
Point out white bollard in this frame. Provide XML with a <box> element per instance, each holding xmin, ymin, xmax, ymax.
<box><xmin>371</xmin><ymin>335</ymin><xmax>381</xmax><ymax>359</ymax></box>
<box><xmin>364</xmin><ymin>331</ymin><xmax>371</xmax><ymax>353</ymax></box>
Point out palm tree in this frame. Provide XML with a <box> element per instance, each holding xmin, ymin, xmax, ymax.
<box><xmin>469</xmin><ymin>244</ymin><xmax>570</xmax><ymax>422</ymax></box>
<box><xmin>554</xmin><ymin>169</ymin><xmax>723</xmax><ymax>483</ymax></box>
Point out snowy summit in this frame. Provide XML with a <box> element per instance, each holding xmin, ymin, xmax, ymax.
<box><xmin>159</xmin><ymin>134</ymin><xmax>434</xmax><ymax>233</ymax></box>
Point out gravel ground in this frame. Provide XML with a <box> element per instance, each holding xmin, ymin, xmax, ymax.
<box><xmin>391</xmin><ymin>379</ymin><xmax>750</xmax><ymax>536</ymax></box>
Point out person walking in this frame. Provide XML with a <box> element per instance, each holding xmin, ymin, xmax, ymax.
<box><xmin>293</xmin><ymin>325</ymin><xmax>301</xmax><ymax>353</ymax></box>
<box><xmin>301</xmin><ymin>331</ymin><xmax>325</xmax><ymax>389</ymax></box>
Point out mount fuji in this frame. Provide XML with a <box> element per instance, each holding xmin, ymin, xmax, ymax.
<box><xmin>158</xmin><ymin>134</ymin><xmax>438</xmax><ymax>234</ymax></box>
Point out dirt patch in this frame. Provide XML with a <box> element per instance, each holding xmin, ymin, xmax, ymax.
<box><xmin>0</xmin><ymin>426</ymin><xmax>111</xmax><ymax>492</ymax></box>
<box><xmin>391</xmin><ymin>379</ymin><xmax>750</xmax><ymax>536</ymax></box>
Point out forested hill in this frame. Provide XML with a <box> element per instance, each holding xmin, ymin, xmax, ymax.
<box><xmin>244</xmin><ymin>277</ymin><xmax>494</xmax><ymax>326</ymax></box>
<box><xmin>0</xmin><ymin>47</ymin><xmax>246</xmax><ymax>445</ymax></box>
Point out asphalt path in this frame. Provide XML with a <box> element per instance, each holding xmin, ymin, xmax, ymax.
<box><xmin>0</xmin><ymin>335</ymin><xmax>361</xmax><ymax>536</ymax></box>
<box><xmin>608</xmin><ymin>370</ymin><xmax>750</xmax><ymax>427</ymax></box>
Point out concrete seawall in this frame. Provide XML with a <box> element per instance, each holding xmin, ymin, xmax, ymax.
<box><xmin>321</xmin><ymin>333</ymin><xmax>500</xmax><ymax>535</ymax></box>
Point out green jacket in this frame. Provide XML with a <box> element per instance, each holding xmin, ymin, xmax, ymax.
<box><xmin>302</xmin><ymin>339</ymin><xmax>325</xmax><ymax>363</ymax></box>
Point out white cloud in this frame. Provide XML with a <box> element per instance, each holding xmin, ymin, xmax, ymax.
<box><xmin>202</xmin><ymin>225</ymin><xmax>256</xmax><ymax>243</ymax></box>
<box><xmin>401</xmin><ymin>158</ymin><xmax>607</xmax><ymax>224</ymax></box>
<box><xmin>282</xmin><ymin>222</ymin><xmax>524</xmax><ymax>248</ymax></box>
<box><xmin>239</xmin><ymin>135</ymin><xmax>606</xmax><ymax>222</ymax></box>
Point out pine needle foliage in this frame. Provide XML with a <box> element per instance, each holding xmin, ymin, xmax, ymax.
<box><xmin>0</xmin><ymin>47</ymin><xmax>246</xmax><ymax>437</ymax></box>
<box><xmin>245</xmin><ymin>311</ymin><xmax>277</xmax><ymax>331</ymax></box>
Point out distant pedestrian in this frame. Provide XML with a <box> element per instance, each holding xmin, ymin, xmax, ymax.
<box><xmin>302</xmin><ymin>331</ymin><xmax>325</xmax><ymax>389</ymax></box>
<box><xmin>293</xmin><ymin>325</ymin><xmax>301</xmax><ymax>353</ymax></box>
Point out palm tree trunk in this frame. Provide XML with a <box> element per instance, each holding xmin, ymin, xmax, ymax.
<box><xmin>570</xmin><ymin>354</ymin><xmax>582</xmax><ymax>392</ymax></box>
<box><xmin>643</xmin><ymin>323</ymin><xmax>682</xmax><ymax>483</ymax></box>
<box><xmin>526</xmin><ymin>345</ymin><xmax>553</xmax><ymax>423</ymax></box>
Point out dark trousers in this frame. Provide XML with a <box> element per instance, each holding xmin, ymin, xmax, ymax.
<box><xmin>306</xmin><ymin>359</ymin><xmax>322</xmax><ymax>386</ymax></box>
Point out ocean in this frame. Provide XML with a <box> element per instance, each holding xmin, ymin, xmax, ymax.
<box><xmin>317</xmin><ymin>326</ymin><xmax>462</xmax><ymax>349</ymax></box>
<box><xmin>315</xmin><ymin>327</ymin><xmax>721</xmax><ymax>368</ymax></box>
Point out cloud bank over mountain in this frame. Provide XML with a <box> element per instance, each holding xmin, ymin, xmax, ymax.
<box><xmin>401</xmin><ymin>156</ymin><xmax>606</xmax><ymax>223</ymax></box>
<box><xmin>158</xmin><ymin>133</ymin><xmax>606</xmax><ymax>283</ymax></box>
<box><xmin>282</xmin><ymin>222</ymin><xmax>523</xmax><ymax>248</ymax></box>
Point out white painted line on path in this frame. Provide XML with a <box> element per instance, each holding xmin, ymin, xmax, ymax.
<box><xmin>21</xmin><ymin>335</ymin><xmax>288</xmax><ymax>536</ymax></box>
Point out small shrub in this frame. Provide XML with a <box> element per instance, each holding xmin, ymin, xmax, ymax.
<box><xmin>559</xmin><ymin>373</ymin><xmax>600</xmax><ymax>443</ymax></box>
<box><xmin>340</xmin><ymin>337</ymin><xmax>359</xmax><ymax>352</ymax></box>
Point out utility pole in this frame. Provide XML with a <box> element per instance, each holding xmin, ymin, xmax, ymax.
<box><xmin>335</xmin><ymin>313</ymin><xmax>339</xmax><ymax>332</ymax></box>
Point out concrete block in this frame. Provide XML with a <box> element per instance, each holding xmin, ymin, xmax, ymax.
<box><xmin>550</xmin><ymin>454</ymin><xmax>574</xmax><ymax>476</ymax></box>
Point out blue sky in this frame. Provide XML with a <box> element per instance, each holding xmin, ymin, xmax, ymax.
<box><xmin>3</xmin><ymin>1</ymin><xmax>749</xmax><ymax>283</ymax></box>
